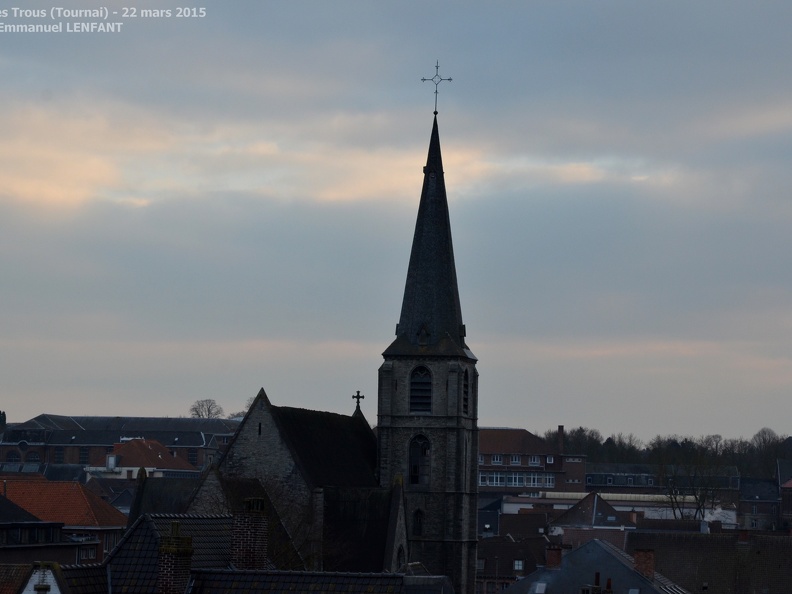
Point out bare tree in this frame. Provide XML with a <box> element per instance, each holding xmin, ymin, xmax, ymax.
<box><xmin>189</xmin><ymin>398</ymin><xmax>224</xmax><ymax>419</ymax></box>
<box><xmin>226</xmin><ymin>395</ymin><xmax>256</xmax><ymax>419</ymax></box>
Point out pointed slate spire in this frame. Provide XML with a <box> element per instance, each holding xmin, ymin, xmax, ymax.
<box><xmin>384</xmin><ymin>116</ymin><xmax>475</xmax><ymax>359</ymax></box>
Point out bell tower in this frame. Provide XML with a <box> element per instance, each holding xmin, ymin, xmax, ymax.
<box><xmin>377</xmin><ymin>114</ymin><xmax>478</xmax><ymax>594</ymax></box>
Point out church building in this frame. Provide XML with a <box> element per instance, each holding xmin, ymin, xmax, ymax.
<box><xmin>189</xmin><ymin>113</ymin><xmax>478</xmax><ymax>594</ymax></box>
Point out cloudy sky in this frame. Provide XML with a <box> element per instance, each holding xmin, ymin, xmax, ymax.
<box><xmin>2</xmin><ymin>1</ymin><xmax>792</xmax><ymax>442</ymax></box>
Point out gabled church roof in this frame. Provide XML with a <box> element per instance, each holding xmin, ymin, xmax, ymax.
<box><xmin>384</xmin><ymin>116</ymin><xmax>474</xmax><ymax>360</ymax></box>
<box><xmin>271</xmin><ymin>402</ymin><xmax>378</xmax><ymax>489</ymax></box>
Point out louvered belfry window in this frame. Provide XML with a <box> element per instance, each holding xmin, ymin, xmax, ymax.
<box><xmin>410</xmin><ymin>366</ymin><xmax>432</xmax><ymax>413</ymax></box>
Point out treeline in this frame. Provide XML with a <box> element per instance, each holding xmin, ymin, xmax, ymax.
<box><xmin>542</xmin><ymin>426</ymin><xmax>791</xmax><ymax>479</ymax></box>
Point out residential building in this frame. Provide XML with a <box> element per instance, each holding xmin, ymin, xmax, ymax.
<box><xmin>737</xmin><ymin>477</ymin><xmax>780</xmax><ymax>530</ymax></box>
<box><xmin>548</xmin><ymin>492</ymin><xmax>637</xmax><ymax>550</ymax></box>
<box><xmin>0</xmin><ymin>414</ymin><xmax>238</xmax><ymax>471</ymax></box>
<box><xmin>478</xmin><ymin>428</ymin><xmax>570</xmax><ymax>495</ymax></box>
<box><xmin>2</xmin><ymin>478</ymin><xmax>127</xmax><ymax>562</ymax></box>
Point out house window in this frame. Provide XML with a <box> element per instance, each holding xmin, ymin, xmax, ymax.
<box><xmin>409</xmin><ymin>436</ymin><xmax>431</xmax><ymax>485</ymax></box>
<box><xmin>462</xmin><ymin>370</ymin><xmax>470</xmax><ymax>415</ymax></box>
<box><xmin>79</xmin><ymin>447</ymin><xmax>89</xmax><ymax>465</ymax></box>
<box><xmin>529</xmin><ymin>455</ymin><xmax>540</xmax><ymax>467</ymax></box>
<box><xmin>413</xmin><ymin>510</ymin><xmax>424</xmax><ymax>536</ymax></box>
<box><xmin>80</xmin><ymin>547</ymin><xmax>96</xmax><ymax>560</ymax></box>
<box><xmin>6</xmin><ymin>451</ymin><xmax>20</xmax><ymax>463</ymax></box>
<box><xmin>750</xmin><ymin>518</ymin><xmax>759</xmax><ymax>529</ymax></box>
<box><xmin>25</xmin><ymin>451</ymin><xmax>40</xmax><ymax>463</ymax></box>
<box><xmin>187</xmin><ymin>448</ymin><xmax>198</xmax><ymax>466</ymax></box>
<box><xmin>752</xmin><ymin>504</ymin><xmax>758</xmax><ymax>515</ymax></box>
<box><xmin>627</xmin><ymin>477</ymin><xmax>634</xmax><ymax>486</ymax></box>
<box><xmin>513</xmin><ymin>560</ymin><xmax>524</xmax><ymax>571</ymax></box>
<box><xmin>586</xmin><ymin>476</ymin><xmax>593</xmax><ymax>485</ymax></box>
<box><xmin>507</xmin><ymin>473</ymin><xmax>525</xmax><ymax>487</ymax></box>
<box><xmin>546</xmin><ymin>474</ymin><xmax>555</xmax><ymax>488</ymax></box>
<box><xmin>478</xmin><ymin>454</ymin><xmax>484</xmax><ymax>464</ymax></box>
<box><xmin>546</xmin><ymin>456</ymin><xmax>554</xmax><ymax>464</ymax></box>
<box><xmin>54</xmin><ymin>447</ymin><xmax>64</xmax><ymax>464</ymax></box>
<box><xmin>491</xmin><ymin>455</ymin><xmax>503</xmax><ymax>465</ymax></box>
<box><xmin>409</xmin><ymin>366</ymin><xmax>432</xmax><ymax>413</ymax></box>
<box><xmin>510</xmin><ymin>455</ymin><xmax>521</xmax><ymax>465</ymax></box>
<box><xmin>607</xmin><ymin>477</ymin><xmax>613</xmax><ymax>485</ymax></box>
<box><xmin>476</xmin><ymin>559</ymin><xmax>485</xmax><ymax>571</ymax></box>
<box><xmin>648</xmin><ymin>478</ymin><xmax>654</xmax><ymax>486</ymax></box>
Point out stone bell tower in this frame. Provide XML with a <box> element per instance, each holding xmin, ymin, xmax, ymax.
<box><xmin>377</xmin><ymin>114</ymin><xmax>478</xmax><ymax>594</ymax></box>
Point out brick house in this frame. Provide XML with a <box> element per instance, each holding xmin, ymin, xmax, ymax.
<box><xmin>478</xmin><ymin>427</ymin><xmax>582</xmax><ymax>495</ymax></box>
<box><xmin>1</xmin><ymin>477</ymin><xmax>128</xmax><ymax>562</ymax></box>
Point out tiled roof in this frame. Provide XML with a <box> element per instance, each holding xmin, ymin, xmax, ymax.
<box><xmin>0</xmin><ymin>564</ymin><xmax>32</xmax><ymax>594</ymax></box>
<box><xmin>16</xmin><ymin>414</ymin><xmax>238</xmax><ymax>434</ymax></box>
<box><xmin>479</xmin><ymin>428</ymin><xmax>552</xmax><ymax>455</ymax></box>
<box><xmin>272</xmin><ymin>405</ymin><xmax>378</xmax><ymax>489</ymax></box>
<box><xmin>112</xmin><ymin>438</ymin><xmax>198</xmax><ymax>470</ymax></box>
<box><xmin>3</xmin><ymin>480</ymin><xmax>128</xmax><ymax>527</ymax></box>
<box><xmin>187</xmin><ymin>569</ymin><xmax>406</xmax><ymax>594</ymax></box>
<box><xmin>0</xmin><ymin>495</ymin><xmax>43</xmax><ymax>523</ymax></box>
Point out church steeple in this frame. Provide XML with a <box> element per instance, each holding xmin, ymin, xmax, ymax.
<box><xmin>385</xmin><ymin>116</ymin><xmax>475</xmax><ymax>360</ymax></box>
<box><xmin>377</xmin><ymin>113</ymin><xmax>478</xmax><ymax>594</ymax></box>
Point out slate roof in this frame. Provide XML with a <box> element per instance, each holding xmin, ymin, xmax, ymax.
<box><xmin>2</xmin><ymin>480</ymin><xmax>127</xmax><ymax>528</ymax></box>
<box><xmin>322</xmin><ymin>486</ymin><xmax>398</xmax><ymax>572</ymax></box>
<box><xmin>552</xmin><ymin>492</ymin><xmax>635</xmax><ymax>529</ymax></box>
<box><xmin>59</xmin><ymin>564</ymin><xmax>109</xmax><ymax>594</ymax></box>
<box><xmin>3</xmin><ymin>415</ymin><xmax>239</xmax><ymax>450</ymax></box>
<box><xmin>105</xmin><ymin>513</ymin><xmax>233</xmax><ymax>593</ymax></box>
<box><xmin>127</xmin><ymin>474</ymin><xmax>201</xmax><ymax>524</ymax></box>
<box><xmin>739</xmin><ymin>477</ymin><xmax>779</xmax><ymax>501</ymax></box>
<box><xmin>777</xmin><ymin>458</ymin><xmax>792</xmax><ymax>486</ymax></box>
<box><xmin>270</xmin><ymin>402</ymin><xmax>378</xmax><ymax>489</ymax></box>
<box><xmin>187</xmin><ymin>569</ymin><xmax>407</xmax><ymax>594</ymax></box>
<box><xmin>504</xmin><ymin>539</ymin><xmax>689</xmax><ymax>594</ymax></box>
<box><xmin>384</xmin><ymin>115</ymin><xmax>473</xmax><ymax>360</ymax></box>
<box><xmin>477</xmin><ymin>535</ymin><xmax>545</xmax><ymax>578</ymax></box>
<box><xmin>479</xmin><ymin>428</ymin><xmax>554</xmax><ymax>456</ymax></box>
<box><xmin>111</xmin><ymin>438</ymin><xmax>198</xmax><ymax>470</ymax></box>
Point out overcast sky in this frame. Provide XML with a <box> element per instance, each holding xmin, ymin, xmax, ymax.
<box><xmin>2</xmin><ymin>1</ymin><xmax>792</xmax><ymax>442</ymax></box>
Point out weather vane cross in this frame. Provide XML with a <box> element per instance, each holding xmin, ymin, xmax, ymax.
<box><xmin>421</xmin><ymin>60</ymin><xmax>452</xmax><ymax>114</ymax></box>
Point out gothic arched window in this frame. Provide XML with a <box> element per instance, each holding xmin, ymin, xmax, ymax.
<box><xmin>410</xmin><ymin>366</ymin><xmax>432</xmax><ymax>413</ymax></box>
<box><xmin>413</xmin><ymin>509</ymin><xmax>425</xmax><ymax>536</ymax></box>
<box><xmin>462</xmin><ymin>369</ymin><xmax>470</xmax><ymax>415</ymax></box>
<box><xmin>409</xmin><ymin>435</ymin><xmax>431</xmax><ymax>486</ymax></box>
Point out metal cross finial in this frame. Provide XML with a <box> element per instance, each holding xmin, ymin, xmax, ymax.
<box><xmin>352</xmin><ymin>390</ymin><xmax>365</xmax><ymax>408</ymax></box>
<box><xmin>421</xmin><ymin>60</ymin><xmax>452</xmax><ymax>115</ymax></box>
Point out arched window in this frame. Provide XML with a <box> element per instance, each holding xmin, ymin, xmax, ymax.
<box><xmin>409</xmin><ymin>435</ymin><xmax>431</xmax><ymax>486</ymax></box>
<box><xmin>6</xmin><ymin>451</ymin><xmax>20</xmax><ymax>463</ymax></box>
<box><xmin>462</xmin><ymin>369</ymin><xmax>470</xmax><ymax>415</ymax></box>
<box><xmin>25</xmin><ymin>452</ymin><xmax>40</xmax><ymax>463</ymax></box>
<box><xmin>397</xmin><ymin>545</ymin><xmax>405</xmax><ymax>568</ymax></box>
<box><xmin>413</xmin><ymin>509</ymin><xmax>425</xmax><ymax>536</ymax></box>
<box><xmin>410</xmin><ymin>366</ymin><xmax>432</xmax><ymax>413</ymax></box>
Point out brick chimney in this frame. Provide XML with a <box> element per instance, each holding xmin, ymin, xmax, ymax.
<box><xmin>633</xmin><ymin>549</ymin><xmax>655</xmax><ymax>580</ymax></box>
<box><xmin>545</xmin><ymin>544</ymin><xmax>562</xmax><ymax>569</ymax></box>
<box><xmin>557</xmin><ymin>425</ymin><xmax>565</xmax><ymax>456</ymax></box>
<box><xmin>232</xmin><ymin>497</ymin><xmax>269</xmax><ymax>569</ymax></box>
<box><xmin>157</xmin><ymin>521</ymin><xmax>193</xmax><ymax>594</ymax></box>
